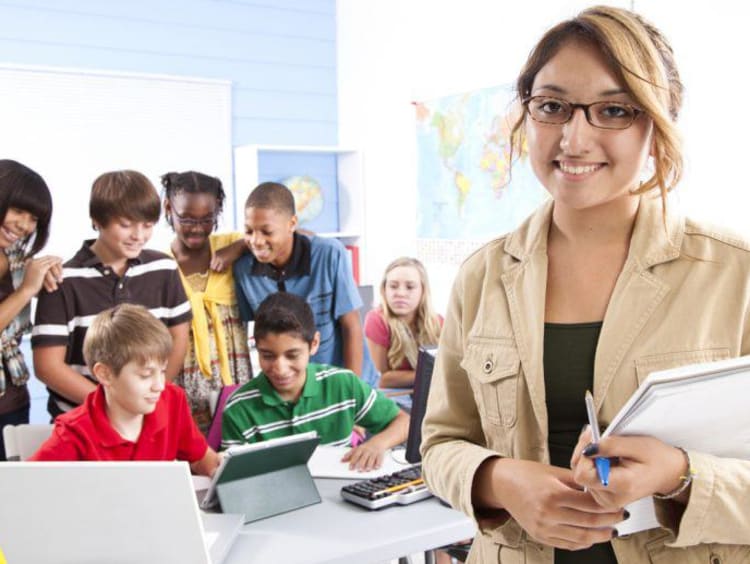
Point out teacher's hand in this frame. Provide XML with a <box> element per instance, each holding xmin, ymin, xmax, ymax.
<box><xmin>571</xmin><ymin>428</ymin><xmax>689</xmax><ymax>510</ymax></box>
<box><xmin>475</xmin><ymin>458</ymin><xmax>624</xmax><ymax>550</ymax></box>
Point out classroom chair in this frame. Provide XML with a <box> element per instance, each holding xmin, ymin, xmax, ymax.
<box><xmin>206</xmin><ymin>384</ymin><xmax>240</xmax><ymax>451</ymax></box>
<box><xmin>2</xmin><ymin>423</ymin><xmax>53</xmax><ymax>461</ymax></box>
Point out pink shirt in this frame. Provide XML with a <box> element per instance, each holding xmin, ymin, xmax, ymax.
<box><xmin>364</xmin><ymin>307</ymin><xmax>442</xmax><ymax>370</ymax></box>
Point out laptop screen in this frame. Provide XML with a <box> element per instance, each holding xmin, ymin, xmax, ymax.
<box><xmin>0</xmin><ymin>461</ymin><xmax>221</xmax><ymax>564</ymax></box>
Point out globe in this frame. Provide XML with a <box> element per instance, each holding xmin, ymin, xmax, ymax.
<box><xmin>283</xmin><ymin>175</ymin><xmax>324</xmax><ymax>224</ymax></box>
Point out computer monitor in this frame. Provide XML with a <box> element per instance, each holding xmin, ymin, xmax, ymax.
<box><xmin>357</xmin><ymin>284</ymin><xmax>374</xmax><ymax>323</ymax></box>
<box><xmin>405</xmin><ymin>345</ymin><xmax>438</xmax><ymax>463</ymax></box>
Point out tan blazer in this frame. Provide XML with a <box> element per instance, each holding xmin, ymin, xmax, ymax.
<box><xmin>421</xmin><ymin>195</ymin><xmax>750</xmax><ymax>563</ymax></box>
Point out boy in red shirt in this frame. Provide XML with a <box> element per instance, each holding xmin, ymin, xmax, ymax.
<box><xmin>31</xmin><ymin>304</ymin><xmax>220</xmax><ymax>477</ymax></box>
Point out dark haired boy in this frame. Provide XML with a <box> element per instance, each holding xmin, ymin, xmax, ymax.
<box><xmin>233</xmin><ymin>181</ymin><xmax>378</xmax><ymax>387</ymax></box>
<box><xmin>222</xmin><ymin>292</ymin><xmax>408</xmax><ymax>471</ymax></box>
<box><xmin>32</xmin><ymin>170</ymin><xmax>192</xmax><ymax>419</ymax></box>
<box><xmin>31</xmin><ymin>304</ymin><xmax>220</xmax><ymax>477</ymax></box>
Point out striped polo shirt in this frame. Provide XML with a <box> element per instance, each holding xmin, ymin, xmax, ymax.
<box><xmin>32</xmin><ymin>239</ymin><xmax>192</xmax><ymax>415</ymax></box>
<box><xmin>221</xmin><ymin>363</ymin><xmax>400</xmax><ymax>450</ymax></box>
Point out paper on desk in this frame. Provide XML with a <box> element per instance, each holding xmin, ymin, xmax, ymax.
<box><xmin>307</xmin><ymin>445</ymin><xmax>411</xmax><ymax>479</ymax></box>
<box><xmin>601</xmin><ymin>355</ymin><xmax>750</xmax><ymax>535</ymax></box>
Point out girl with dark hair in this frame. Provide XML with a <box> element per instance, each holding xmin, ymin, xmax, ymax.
<box><xmin>162</xmin><ymin>171</ymin><xmax>250</xmax><ymax>433</ymax></box>
<box><xmin>0</xmin><ymin>159</ymin><xmax>61</xmax><ymax>459</ymax></box>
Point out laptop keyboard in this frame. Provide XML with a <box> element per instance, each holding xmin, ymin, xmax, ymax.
<box><xmin>340</xmin><ymin>464</ymin><xmax>433</xmax><ymax>509</ymax></box>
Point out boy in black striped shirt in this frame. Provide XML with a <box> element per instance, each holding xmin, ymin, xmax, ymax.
<box><xmin>32</xmin><ymin>170</ymin><xmax>191</xmax><ymax>419</ymax></box>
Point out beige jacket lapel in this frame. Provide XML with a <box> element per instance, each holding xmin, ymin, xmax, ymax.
<box><xmin>501</xmin><ymin>200</ymin><xmax>553</xmax><ymax>439</ymax></box>
<box><xmin>593</xmin><ymin>195</ymin><xmax>683</xmax><ymax>408</ymax></box>
<box><xmin>498</xmin><ymin>196</ymin><xmax>685</xmax><ymax>424</ymax></box>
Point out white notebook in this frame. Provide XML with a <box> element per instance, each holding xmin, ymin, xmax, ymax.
<box><xmin>307</xmin><ymin>445</ymin><xmax>412</xmax><ymax>479</ymax></box>
<box><xmin>603</xmin><ymin>355</ymin><xmax>750</xmax><ymax>535</ymax></box>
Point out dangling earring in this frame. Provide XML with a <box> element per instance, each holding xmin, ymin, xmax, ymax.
<box><xmin>647</xmin><ymin>155</ymin><xmax>655</xmax><ymax>174</ymax></box>
<box><xmin>633</xmin><ymin>156</ymin><xmax>655</xmax><ymax>193</ymax></box>
<box><xmin>644</xmin><ymin>156</ymin><xmax>655</xmax><ymax>179</ymax></box>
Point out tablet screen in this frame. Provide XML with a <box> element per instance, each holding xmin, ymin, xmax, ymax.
<box><xmin>200</xmin><ymin>431</ymin><xmax>319</xmax><ymax>509</ymax></box>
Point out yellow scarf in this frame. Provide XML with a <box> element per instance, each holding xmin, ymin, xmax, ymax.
<box><xmin>172</xmin><ymin>232</ymin><xmax>242</xmax><ymax>385</ymax></box>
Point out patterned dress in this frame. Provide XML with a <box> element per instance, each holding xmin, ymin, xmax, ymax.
<box><xmin>174</xmin><ymin>233</ymin><xmax>251</xmax><ymax>434</ymax></box>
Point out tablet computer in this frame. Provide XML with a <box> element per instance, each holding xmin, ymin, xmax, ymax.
<box><xmin>201</xmin><ymin>431</ymin><xmax>320</xmax><ymax>511</ymax></box>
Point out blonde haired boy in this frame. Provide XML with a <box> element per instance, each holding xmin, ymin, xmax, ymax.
<box><xmin>32</xmin><ymin>304</ymin><xmax>219</xmax><ymax>477</ymax></box>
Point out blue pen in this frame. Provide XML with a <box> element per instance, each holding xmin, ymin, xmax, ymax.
<box><xmin>584</xmin><ymin>390</ymin><xmax>610</xmax><ymax>486</ymax></box>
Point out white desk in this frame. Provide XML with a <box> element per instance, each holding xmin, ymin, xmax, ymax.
<box><xmin>223</xmin><ymin>478</ymin><xmax>475</xmax><ymax>564</ymax></box>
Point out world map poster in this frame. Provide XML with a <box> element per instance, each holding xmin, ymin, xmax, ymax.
<box><xmin>415</xmin><ymin>84</ymin><xmax>547</xmax><ymax>242</ymax></box>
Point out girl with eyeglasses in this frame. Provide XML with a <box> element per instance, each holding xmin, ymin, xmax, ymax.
<box><xmin>0</xmin><ymin>160</ymin><xmax>62</xmax><ymax>459</ymax></box>
<box><xmin>421</xmin><ymin>6</ymin><xmax>750</xmax><ymax>563</ymax></box>
<box><xmin>162</xmin><ymin>171</ymin><xmax>250</xmax><ymax>433</ymax></box>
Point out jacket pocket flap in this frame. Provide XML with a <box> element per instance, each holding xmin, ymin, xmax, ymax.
<box><xmin>463</xmin><ymin>340</ymin><xmax>520</xmax><ymax>384</ymax></box>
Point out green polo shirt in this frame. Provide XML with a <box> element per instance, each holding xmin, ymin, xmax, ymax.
<box><xmin>221</xmin><ymin>363</ymin><xmax>400</xmax><ymax>449</ymax></box>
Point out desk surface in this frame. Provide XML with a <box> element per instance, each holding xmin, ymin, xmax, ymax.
<box><xmin>223</xmin><ymin>478</ymin><xmax>475</xmax><ymax>564</ymax></box>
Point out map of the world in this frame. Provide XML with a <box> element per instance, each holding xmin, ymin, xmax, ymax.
<box><xmin>415</xmin><ymin>84</ymin><xmax>547</xmax><ymax>241</ymax></box>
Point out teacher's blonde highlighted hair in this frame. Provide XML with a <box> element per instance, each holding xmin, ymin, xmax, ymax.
<box><xmin>510</xmin><ymin>5</ymin><xmax>683</xmax><ymax>209</ymax></box>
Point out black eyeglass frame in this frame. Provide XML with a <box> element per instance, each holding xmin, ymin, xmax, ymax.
<box><xmin>171</xmin><ymin>210</ymin><xmax>218</xmax><ymax>228</ymax></box>
<box><xmin>522</xmin><ymin>95</ymin><xmax>645</xmax><ymax>130</ymax></box>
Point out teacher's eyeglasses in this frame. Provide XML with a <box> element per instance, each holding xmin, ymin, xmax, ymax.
<box><xmin>523</xmin><ymin>96</ymin><xmax>644</xmax><ymax>130</ymax></box>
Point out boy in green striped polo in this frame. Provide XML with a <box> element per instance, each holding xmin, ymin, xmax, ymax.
<box><xmin>222</xmin><ymin>292</ymin><xmax>409</xmax><ymax>471</ymax></box>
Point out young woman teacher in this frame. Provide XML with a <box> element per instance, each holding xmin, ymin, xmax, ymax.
<box><xmin>421</xmin><ymin>6</ymin><xmax>750</xmax><ymax>563</ymax></box>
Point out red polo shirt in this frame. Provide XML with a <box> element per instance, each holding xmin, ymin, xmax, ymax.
<box><xmin>30</xmin><ymin>383</ymin><xmax>208</xmax><ymax>463</ymax></box>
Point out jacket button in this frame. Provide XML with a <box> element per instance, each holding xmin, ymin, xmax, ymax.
<box><xmin>483</xmin><ymin>359</ymin><xmax>494</xmax><ymax>373</ymax></box>
<box><xmin>711</xmin><ymin>555</ymin><xmax>721</xmax><ymax>564</ymax></box>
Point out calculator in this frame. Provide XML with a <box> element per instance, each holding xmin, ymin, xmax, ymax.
<box><xmin>340</xmin><ymin>464</ymin><xmax>433</xmax><ymax>510</ymax></box>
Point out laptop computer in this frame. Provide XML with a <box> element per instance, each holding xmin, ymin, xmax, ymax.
<box><xmin>0</xmin><ymin>461</ymin><xmax>243</xmax><ymax>564</ymax></box>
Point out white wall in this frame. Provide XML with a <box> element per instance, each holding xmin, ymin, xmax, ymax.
<box><xmin>0</xmin><ymin>66</ymin><xmax>233</xmax><ymax>259</ymax></box>
<box><xmin>633</xmin><ymin>1</ymin><xmax>749</xmax><ymax>230</ymax></box>
<box><xmin>338</xmin><ymin>0</ymin><xmax>748</xmax><ymax>313</ymax></box>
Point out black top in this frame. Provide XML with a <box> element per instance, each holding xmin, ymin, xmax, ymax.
<box><xmin>544</xmin><ymin>321</ymin><xmax>616</xmax><ymax>564</ymax></box>
<box><xmin>0</xmin><ymin>269</ymin><xmax>29</xmax><ymax>415</ymax></box>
